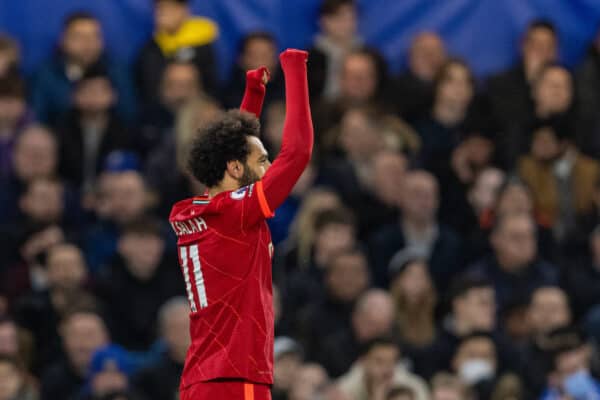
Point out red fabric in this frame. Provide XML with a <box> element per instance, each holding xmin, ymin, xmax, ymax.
<box><xmin>180</xmin><ymin>380</ymin><xmax>271</xmax><ymax>400</ymax></box>
<box><xmin>240</xmin><ymin>66</ymin><xmax>268</xmax><ymax>117</ymax></box>
<box><xmin>169</xmin><ymin>49</ymin><xmax>313</xmax><ymax>390</ymax></box>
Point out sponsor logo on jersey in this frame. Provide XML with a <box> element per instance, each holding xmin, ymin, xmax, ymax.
<box><xmin>231</xmin><ymin>186</ymin><xmax>248</xmax><ymax>200</ymax></box>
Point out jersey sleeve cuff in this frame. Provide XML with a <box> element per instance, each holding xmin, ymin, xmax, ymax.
<box><xmin>256</xmin><ymin>180</ymin><xmax>275</xmax><ymax>218</ymax></box>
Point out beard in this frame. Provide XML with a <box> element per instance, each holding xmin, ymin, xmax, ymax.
<box><xmin>238</xmin><ymin>163</ymin><xmax>261</xmax><ymax>188</ymax></box>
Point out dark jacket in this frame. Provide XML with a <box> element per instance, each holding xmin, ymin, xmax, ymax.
<box><xmin>368</xmin><ymin>222</ymin><xmax>462</xmax><ymax>290</ymax></box>
<box><xmin>132</xmin><ymin>354</ymin><xmax>183</xmax><ymax>400</ymax></box>
<box><xmin>299</xmin><ymin>292</ymin><xmax>355</xmax><ymax>362</ymax></box>
<box><xmin>31</xmin><ymin>53</ymin><xmax>136</xmax><ymax>125</ymax></box>
<box><xmin>486</xmin><ymin>64</ymin><xmax>534</xmax><ymax>167</ymax></box>
<box><xmin>313</xmin><ymin>327</ymin><xmax>361</xmax><ymax>378</ymax></box>
<box><xmin>56</xmin><ymin>109</ymin><xmax>130</xmax><ymax>188</ymax></box>
<box><xmin>14</xmin><ymin>290</ymin><xmax>62</xmax><ymax>374</ymax></box>
<box><xmin>467</xmin><ymin>256</ymin><xmax>559</xmax><ymax>311</ymax></box>
<box><xmin>394</xmin><ymin>71</ymin><xmax>434</xmax><ymax>123</ymax></box>
<box><xmin>40</xmin><ymin>359</ymin><xmax>85</xmax><ymax>400</ymax></box>
<box><xmin>562</xmin><ymin>258</ymin><xmax>600</xmax><ymax>319</ymax></box>
<box><xmin>95</xmin><ymin>253</ymin><xmax>184</xmax><ymax>350</ymax></box>
<box><xmin>575</xmin><ymin>45</ymin><xmax>600</xmax><ymax>157</ymax></box>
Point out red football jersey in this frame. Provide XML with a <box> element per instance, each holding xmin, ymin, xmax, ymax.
<box><xmin>169</xmin><ymin>49</ymin><xmax>313</xmax><ymax>391</ymax></box>
<box><xmin>170</xmin><ymin>181</ymin><xmax>276</xmax><ymax>388</ymax></box>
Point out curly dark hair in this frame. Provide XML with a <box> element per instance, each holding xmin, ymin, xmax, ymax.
<box><xmin>187</xmin><ymin>110</ymin><xmax>261</xmax><ymax>187</ymax></box>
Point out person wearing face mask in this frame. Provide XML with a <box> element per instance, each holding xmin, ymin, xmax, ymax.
<box><xmin>540</xmin><ymin>326</ymin><xmax>600</xmax><ymax>400</ymax></box>
<box><xmin>451</xmin><ymin>333</ymin><xmax>523</xmax><ymax>400</ymax></box>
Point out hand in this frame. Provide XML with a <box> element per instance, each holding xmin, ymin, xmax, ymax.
<box><xmin>247</xmin><ymin>66</ymin><xmax>270</xmax><ymax>87</ymax></box>
<box><xmin>279</xmin><ymin>49</ymin><xmax>308</xmax><ymax>68</ymax></box>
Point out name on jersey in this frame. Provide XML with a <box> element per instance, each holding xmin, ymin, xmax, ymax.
<box><xmin>171</xmin><ymin>217</ymin><xmax>208</xmax><ymax>236</ymax></box>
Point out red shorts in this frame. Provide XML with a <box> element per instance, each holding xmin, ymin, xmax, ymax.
<box><xmin>180</xmin><ymin>380</ymin><xmax>272</xmax><ymax>400</ymax></box>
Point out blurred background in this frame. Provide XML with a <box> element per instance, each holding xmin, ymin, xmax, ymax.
<box><xmin>1</xmin><ymin>0</ymin><xmax>600</xmax><ymax>399</ymax></box>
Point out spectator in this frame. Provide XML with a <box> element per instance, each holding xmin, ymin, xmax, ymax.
<box><xmin>308</xmin><ymin>0</ymin><xmax>362</xmax><ymax>100</ymax></box>
<box><xmin>0</xmin><ymin>318</ymin><xmax>34</xmax><ymax>374</ymax></box>
<box><xmin>31</xmin><ymin>12</ymin><xmax>135</xmax><ymax>124</ymax></box>
<box><xmin>0</xmin><ymin>74</ymin><xmax>29</xmax><ymax>180</ymax></box>
<box><xmin>318</xmin><ymin>107</ymin><xmax>418</xmax><ymax>233</ymax></box>
<box><xmin>78</xmin><ymin>344</ymin><xmax>138</xmax><ymax>400</ymax></box>
<box><xmin>563</xmin><ymin>226</ymin><xmax>600</xmax><ymax>322</ymax></box>
<box><xmin>464</xmin><ymin>168</ymin><xmax>506</xmax><ymax>240</ymax></box>
<box><xmin>132</xmin><ymin>297</ymin><xmax>190</xmax><ymax>400</ymax></box>
<box><xmin>437</xmin><ymin>129</ymin><xmax>498</xmax><ymax>235</ymax></box>
<box><xmin>314</xmin><ymin>48</ymin><xmax>390</xmax><ymax>133</ymax></box>
<box><xmin>301</xmin><ymin>248</ymin><xmax>370</xmax><ymax>362</ymax></box>
<box><xmin>503</xmin><ymin>63</ymin><xmax>577</xmax><ymax>167</ymax></box>
<box><xmin>0</xmin><ymin>319</ymin><xmax>19</xmax><ymax>359</ymax></box>
<box><xmin>575</xmin><ymin>25</ymin><xmax>600</xmax><ymax>156</ymax></box>
<box><xmin>136</xmin><ymin>0</ymin><xmax>218</xmax><ymax>101</ymax></box>
<box><xmin>386</xmin><ymin>386</ymin><xmax>415</xmax><ymax>400</ymax></box>
<box><xmin>267</xmin><ymin>163</ymin><xmax>317</xmax><ymax>246</ymax></box>
<box><xmin>396</xmin><ymin>32</ymin><xmax>447</xmax><ymax>123</ymax></box>
<box><xmin>527</xmin><ymin>286</ymin><xmax>572</xmax><ymax>338</ymax></box>
<box><xmin>314</xmin><ymin>290</ymin><xmax>396</xmax><ymax>377</ymax></box>
<box><xmin>428</xmin><ymin>275</ymin><xmax>496</xmax><ymax>378</ymax></box>
<box><xmin>414</xmin><ymin>58</ymin><xmax>476</xmax><ymax>176</ymax></box>
<box><xmin>518</xmin><ymin>117</ymin><xmax>600</xmax><ymax>243</ymax></box>
<box><xmin>465</xmin><ymin>177</ymin><xmax>557</xmax><ymax>264</ymax></box>
<box><xmin>487</xmin><ymin>19</ymin><xmax>558</xmax><ymax>138</ymax></box>
<box><xmin>288</xmin><ymin>363</ymin><xmax>329</xmax><ymax>400</ymax></box>
<box><xmin>451</xmin><ymin>333</ymin><xmax>523</xmax><ymax>400</ymax></box>
<box><xmin>430</xmin><ymin>373</ymin><xmax>471</xmax><ymax>400</ymax></box>
<box><xmin>138</xmin><ymin>61</ymin><xmax>204</xmax><ymax>159</ymax></box>
<box><xmin>0</xmin><ymin>177</ymin><xmax>82</xmax><ymax>302</ymax></box>
<box><xmin>458</xmin><ymin>168</ymin><xmax>507</xmax><ymax>263</ymax></box>
<box><xmin>84</xmin><ymin>153</ymin><xmax>156</xmax><ymax>272</ymax></box>
<box><xmin>15</xmin><ymin>243</ymin><xmax>88</xmax><ymax>372</ymax></box>
<box><xmin>223</xmin><ymin>32</ymin><xmax>284</xmax><ymax>110</ymax></box>
<box><xmin>347</xmin><ymin>150</ymin><xmax>408</xmax><ymax>237</ymax></box>
<box><xmin>369</xmin><ymin>170</ymin><xmax>461</xmax><ymax>289</ymax></box>
<box><xmin>41</xmin><ymin>307</ymin><xmax>110</xmax><ymax>400</ymax></box>
<box><xmin>518</xmin><ymin>286</ymin><xmax>573</xmax><ymax>397</ymax></box>
<box><xmin>282</xmin><ymin>208</ymin><xmax>357</xmax><ymax>321</ymax></box>
<box><xmin>336</xmin><ymin>337</ymin><xmax>429</xmax><ymax>400</ymax></box>
<box><xmin>273</xmin><ymin>337</ymin><xmax>304</xmax><ymax>400</ymax></box>
<box><xmin>387</xmin><ymin>248</ymin><xmax>437</xmax><ymax>370</ymax></box>
<box><xmin>540</xmin><ymin>326</ymin><xmax>600</xmax><ymax>400</ymax></box>
<box><xmin>145</xmin><ymin>95</ymin><xmax>222</xmax><ymax>217</ymax></box>
<box><xmin>0</xmin><ymin>354</ymin><xmax>38</xmax><ymax>400</ymax></box>
<box><xmin>95</xmin><ymin>217</ymin><xmax>183</xmax><ymax>350</ymax></box>
<box><xmin>56</xmin><ymin>64</ymin><xmax>130</xmax><ymax>191</ymax></box>
<box><xmin>0</xmin><ymin>125</ymin><xmax>58</xmax><ymax>225</ymax></box>
<box><xmin>467</xmin><ymin>212</ymin><xmax>558</xmax><ymax>314</ymax></box>
<box><xmin>0</xmin><ymin>34</ymin><xmax>20</xmax><ymax>77</ymax></box>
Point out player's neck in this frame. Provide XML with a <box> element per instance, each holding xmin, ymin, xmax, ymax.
<box><xmin>207</xmin><ymin>179</ymin><xmax>240</xmax><ymax>198</ymax></box>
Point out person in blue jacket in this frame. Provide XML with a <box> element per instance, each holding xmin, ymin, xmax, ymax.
<box><xmin>31</xmin><ymin>11</ymin><xmax>136</xmax><ymax>125</ymax></box>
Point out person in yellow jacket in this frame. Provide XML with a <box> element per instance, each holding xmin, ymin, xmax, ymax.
<box><xmin>135</xmin><ymin>0</ymin><xmax>219</xmax><ymax>102</ymax></box>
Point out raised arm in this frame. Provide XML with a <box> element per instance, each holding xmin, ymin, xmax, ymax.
<box><xmin>240</xmin><ymin>66</ymin><xmax>269</xmax><ymax>117</ymax></box>
<box><xmin>259</xmin><ymin>49</ymin><xmax>313</xmax><ymax>214</ymax></box>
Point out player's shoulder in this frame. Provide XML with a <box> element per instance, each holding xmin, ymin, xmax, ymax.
<box><xmin>169</xmin><ymin>184</ymin><xmax>256</xmax><ymax>220</ymax></box>
<box><xmin>169</xmin><ymin>195</ymin><xmax>211</xmax><ymax>221</ymax></box>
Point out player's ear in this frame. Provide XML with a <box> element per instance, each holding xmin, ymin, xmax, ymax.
<box><xmin>226</xmin><ymin>160</ymin><xmax>244</xmax><ymax>180</ymax></box>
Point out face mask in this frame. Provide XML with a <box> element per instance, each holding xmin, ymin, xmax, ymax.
<box><xmin>563</xmin><ymin>369</ymin><xmax>599</xmax><ymax>400</ymax></box>
<box><xmin>459</xmin><ymin>359</ymin><xmax>494</xmax><ymax>385</ymax></box>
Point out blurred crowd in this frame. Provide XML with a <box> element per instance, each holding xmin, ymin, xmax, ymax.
<box><xmin>1</xmin><ymin>0</ymin><xmax>600</xmax><ymax>399</ymax></box>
